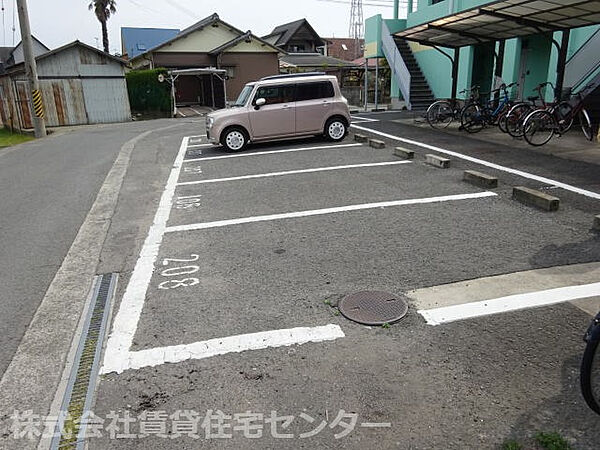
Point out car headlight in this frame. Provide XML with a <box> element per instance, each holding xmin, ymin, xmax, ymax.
<box><xmin>206</xmin><ymin>117</ymin><xmax>214</xmax><ymax>129</ymax></box>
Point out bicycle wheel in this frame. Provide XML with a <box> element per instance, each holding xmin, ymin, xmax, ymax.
<box><xmin>506</xmin><ymin>103</ymin><xmax>533</xmax><ymax>138</ymax></box>
<box><xmin>523</xmin><ymin>109</ymin><xmax>556</xmax><ymax>146</ymax></box>
<box><xmin>579</xmin><ymin>108</ymin><xmax>593</xmax><ymax>141</ymax></box>
<box><xmin>555</xmin><ymin>101</ymin><xmax>574</xmax><ymax>134</ymax></box>
<box><xmin>498</xmin><ymin>110</ymin><xmax>508</xmax><ymax>133</ymax></box>
<box><xmin>581</xmin><ymin>316</ymin><xmax>600</xmax><ymax>415</ymax></box>
<box><xmin>426</xmin><ymin>100</ymin><xmax>454</xmax><ymax>129</ymax></box>
<box><xmin>461</xmin><ymin>104</ymin><xmax>484</xmax><ymax>133</ymax></box>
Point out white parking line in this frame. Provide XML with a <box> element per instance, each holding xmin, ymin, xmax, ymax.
<box><xmin>177</xmin><ymin>161</ymin><xmax>412</xmax><ymax>186</ymax></box>
<box><xmin>183</xmin><ymin>143</ymin><xmax>362</xmax><ymax>163</ymax></box>
<box><xmin>165</xmin><ymin>192</ymin><xmax>497</xmax><ymax>233</ymax></box>
<box><xmin>419</xmin><ymin>282</ymin><xmax>600</xmax><ymax>325</ymax></box>
<box><xmin>125</xmin><ymin>325</ymin><xmax>345</xmax><ymax>371</ymax></box>
<box><xmin>351</xmin><ymin>124</ymin><xmax>600</xmax><ymax>200</ymax></box>
<box><xmin>351</xmin><ymin>115</ymin><xmax>380</xmax><ymax>122</ymax></box>
<box><xmin>101</xmin><ymin>137</ymin><xmax>190</xmax><ymax>374</ymax></box>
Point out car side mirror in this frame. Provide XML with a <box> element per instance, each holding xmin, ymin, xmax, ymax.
<box><xmin>254</xmin><ymin>98</ymin><xmax>266</xmax><ymax>110</ymax></box>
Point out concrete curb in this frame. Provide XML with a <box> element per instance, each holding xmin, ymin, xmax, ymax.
<box><xmin>369</xmin><ymin>139</ymin><xmax>386</xmax><ymax>149</ymax></box>
<box><xmin>394</xmin><ymin>147</ymin><xmax>414</xmax><ymax>159</ymax></box>
<box><xmin>426</xmin><ymin>154</ymin><xmax>450</xmax><ymax>169</ymax></box>
<box><xmin>463</xmin><ymin>170</ymin><xmax>498</xmax><ymax>189</ymax></box>
<box><xmin>354</xmin><ymin>133</ymin><xmax>368</xmax><ymax>143</ymax></box>
<box><xmin>512</xmin><ymin>186</ymin><xmax>560</xmax><ymax>211</ymax></box>
<box><xmin>0</xmin><ymin>122</ymin><xmax>186</xmax><ymax>450</ymax></box>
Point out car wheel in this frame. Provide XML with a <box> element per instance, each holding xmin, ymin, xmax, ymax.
<box><xmin>221</xmin><ymin>127</ymin><xmax>248</xmax><ymax>152</ymax></box>
<box><xmin>325</xmin><ymin>118</ymin><xmax>346</xmax><ymax>142</ymax></box>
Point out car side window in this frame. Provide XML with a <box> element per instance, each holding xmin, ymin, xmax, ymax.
<box><xmin>254</xmin><ymin>84</ymin><xmax>295</xmax><ymax>105</ymax></box>
<box><xmin>296</xmin><ymin>81</ymin><xmax>335</xmax><ymax>101</ymax></box>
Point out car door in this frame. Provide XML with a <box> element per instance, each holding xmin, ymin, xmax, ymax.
<box><xmin>295</xmin><ymin>81</ymin><xmax>334</xmax><ymax>134</ymax></box>
<box><xmin>248</xmin><ymin>84</ymin><xmax>295</xmax><ymax>139</ymax></box>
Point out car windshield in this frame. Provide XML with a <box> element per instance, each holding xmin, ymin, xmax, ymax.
<box><xmin>233</xmin><ymin>84</ymin><xmax>254</xmax><ymax>107</ymax></box>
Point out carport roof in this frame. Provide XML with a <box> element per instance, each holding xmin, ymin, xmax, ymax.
<box><xmin>395</xmin><ymin>0</ymin><xmax>600</xmax><ymax>48</ymax></box>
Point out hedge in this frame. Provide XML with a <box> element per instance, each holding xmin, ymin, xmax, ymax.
<box><xmin>126</xmin><ymin>68</ymin><xmax>172</xmax><ymax>114</ymax></box>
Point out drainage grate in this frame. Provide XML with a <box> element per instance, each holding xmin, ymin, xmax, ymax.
<box><xmin>51</xmin><ymin>273</ymin><xmax>117</xmax><ymax>450</ymax></box>
<box><xmin>338</xmin><ymin>291</ymin><xmax>408</xmax><ymax>326</ymax></box>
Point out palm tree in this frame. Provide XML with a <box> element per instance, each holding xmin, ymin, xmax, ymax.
<box><xmin>88</xmin><ymin>1</ymin><xmax>116</xmax><ymax>53</ymax></box>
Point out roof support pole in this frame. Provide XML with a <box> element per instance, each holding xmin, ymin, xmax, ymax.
<box><xmin>393</xmin><ymin>0</ymin><xmax>399</xmax><ymax>19</ymax></box>
<box><xmin>364</xmin><ymin>58</ymin><xmax>368</xmax><ymax>112</ymax></box>
<box><xmin>555</xmin><ymin>29</ymin><xmax>570</xmax><ymax>101</ymax></box>
<box><xmin>375</xmin><ymin>57</ymin><xmax>379</xmax><ymax>111</ymax></box>
<box><xmin>451</xmin><ymin>48</ymin><xmax>460</xmax><ymax>101</ymax></box>
<box><xmin>494</xmin><ymin>40</ymin><xmax>506</xmax><ymax>103</ymax></box>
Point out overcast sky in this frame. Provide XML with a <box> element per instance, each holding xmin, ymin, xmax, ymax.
<box><xmin>0</xmin><ymin>0</ymin><xmax>407</xmax><ymax>53</ymax></box>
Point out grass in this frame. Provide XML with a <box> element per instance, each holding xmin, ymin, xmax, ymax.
<box><xmin>502</xmin><ymin>441</ymin><xmax>523</xmax><ymax>450</ymax></box>
<box><xmin>535</xmin><ymin>432</ymin><xmax>572</xmax><ymax>450</ymax></box>
<box><xmin>0</xmin><ymin>128</ymin><xmax>34</xmax><ymax>147</ymax></box>
<box><xmin>502</xmin><ymin>432</ymin><xmax>572</xmax><ymax>450</ymax></box>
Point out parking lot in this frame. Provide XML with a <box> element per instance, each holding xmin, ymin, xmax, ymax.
<box><xmin>91</xmin><ymin>116</ymin><xmax>600</xmax><ymax>448</ymax></box>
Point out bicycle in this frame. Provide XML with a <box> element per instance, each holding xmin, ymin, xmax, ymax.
<box><xmin>522</xmin><ymin>84</ymin><xmax>594</xmax><ymax>146</ymax></box>
<box><xmin>505</xmin><ymin>82</ymin><xmax>573</xmax><ymax>140</ymax></box>
<box><xmin>581</xmin><ymin>309</ymin><xmax>600</xmax><ymax>415</ymax></box>
<box><xmin>460</xmin><ymin>83</ymin><xmax>518</xmax><ymax>134</ymax></box>
<box><xmin>425</xmin><ymin>86</ymin><xmax>480</xmax><ymax>130</ymax></box>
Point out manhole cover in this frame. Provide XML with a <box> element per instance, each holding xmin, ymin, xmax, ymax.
<box><xmin>338</xmin><ymin>291</ymin><xmax>408</xmax><ymax>326</ymax></box>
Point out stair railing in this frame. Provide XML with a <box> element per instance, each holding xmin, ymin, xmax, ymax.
<box><xmin>565</xmin><ymin>28</ymin><xmax>600</xmax><ymax>93</ymax></box>
<box><xmin>380</xmin><ymin>20</ymin><xmax>412</xmax><ymax>109</ymax></box>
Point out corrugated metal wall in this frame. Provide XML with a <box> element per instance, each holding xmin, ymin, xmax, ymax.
<box><xmin>0</xmin><ymin>44</ymin><xmax>131</xmax><ymax>130</ymax></box>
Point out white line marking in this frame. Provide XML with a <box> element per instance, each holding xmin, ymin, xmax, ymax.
<box><xmin>178</xmin><ymin>111</ymin><xmax>187</xmax><ymax>117</ymax></box>
<box><xmin>101</xmin><ymin>137</ymin><xmax>190</xmax><ymax>375</ymax></box>
<box><xmin>166</xmin><ymin>192</ymin><xmax>497</xmax><ymax>233</ymax></box>
<box><xmin>190</xmin><ymin>108</ymin><xmax>202</xmax><ymax>115</ymax></box>
<box><xmin>351</xmin><ymin>124</ymin><xmax>600</xmax><ymax>200</ymax></box>
<box><xmin>187</xmin><ymin>144</ymin><xmax>212</xmax><ymax>148</ymax></box>
<box><xmin>351</xmin><ymin>115</ymin><xmax>379</xmax><ymax>122</ymax></box>
<box><xmin>183</xmin><ymin>143</ymin><xmax>362</xmax><ymax>162</ymax></box>
<box><xmin>360</xmin><ymin>423</ymin><xmax>392</xmax><ymax>428</ymax></box>
<box><xmin>418</xmin><ymin>282</ymin><xmax>600</xmax><ymax>326</ymax></box>
<box><xmin>177</xmin><ymin>161</ymin><xmax>412</xmax><ymax>186</ymax></box>
<box><xmin>188</xmin><ymin>135</ymin><xmax>206</xmax><ymax>139</ymax></box>
<box><xmin>125</xmin><ymin>324</ymin><xmax>345</xmax><ymax>371</ymax></box>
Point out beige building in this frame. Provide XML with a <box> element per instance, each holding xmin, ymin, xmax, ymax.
<box><xmin>129</xmin><ymin>13</ymin><xmax>284</xmax><ymax>106</ymax></box>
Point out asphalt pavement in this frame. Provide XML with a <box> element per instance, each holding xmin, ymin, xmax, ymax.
<box><xmin>2</xmin><ymin>114</ymin><xmax>600</xmax><ymax>449</ymax></box>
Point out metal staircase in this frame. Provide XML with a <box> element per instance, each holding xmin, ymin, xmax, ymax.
<box><xmin>393</xmin><ymin>38</ymin><xmax>435</xmax><ymax>111</ymax></box>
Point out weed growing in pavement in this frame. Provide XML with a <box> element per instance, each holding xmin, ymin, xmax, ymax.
<box><xmin>535</xmin><ymin>432</ymin><xmax>572</xmax><ymax>450</ymax></box>
<box><xmin>381</xmin><ymin>322</ymin><xmax>390</xmax><ymax>329</ymax></box>
<box><xmin>501</xmin><ymin>441</ymin><xmax>522</xmax><ymax>450</ymax></box>
<box><xmin>323</xmin><ymin>299</ymin><xmax>331</xmax><ymax>306</ymax></box>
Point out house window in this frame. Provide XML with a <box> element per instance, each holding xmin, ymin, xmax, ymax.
<box><xmin>431</xmin><ymin>0</ymin><xmax>446</xmax><ymax>4</ymax></box>
<box><xmin>136</xmin><ymin>43</ymin><xmax>147</xmax><ymax>51</ymax></box>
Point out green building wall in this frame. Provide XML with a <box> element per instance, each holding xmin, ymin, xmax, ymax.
<box><xmin>368</xmin><ymin>0</ymin><xmax>600</xmax><ymax>103</ymax></box>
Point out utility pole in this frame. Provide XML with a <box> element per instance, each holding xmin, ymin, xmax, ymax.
<box><xmin>16</xmin><ymin>0</ymin><xmax>46</xmax><ymax>137</ymax></box>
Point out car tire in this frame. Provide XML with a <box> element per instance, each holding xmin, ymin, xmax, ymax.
<box><xmin>221</xmin><ymin>127</ymin><xmax>248</xmax><ymax>152</ymax></box>
<box><xmin>324</xmin><ymin>117</ymin><xmax>347</xmax><ymax>142</ymax></box>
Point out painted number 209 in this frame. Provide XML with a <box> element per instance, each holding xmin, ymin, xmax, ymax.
<box><xmin>158</xmin><ymin>254</ymin><xmax>200</xmax><ymax>290</ymax></box>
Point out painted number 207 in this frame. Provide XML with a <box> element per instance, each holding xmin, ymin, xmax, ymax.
<box><xmin>158</xmin><ymin>254</ymin><xmax>200</xmax><ymax>290</ymax></box>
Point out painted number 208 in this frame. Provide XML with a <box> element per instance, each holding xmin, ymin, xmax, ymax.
<box><xmin>158</xmin><ymin>254</ymin><xmax>200</xmax><ymax>290</ymax></box>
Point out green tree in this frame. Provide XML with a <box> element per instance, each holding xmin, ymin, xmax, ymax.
<box><xmin>88</xmin><ymin>1</ymin><xmax>116</xmax><ymax>53</ymax></box>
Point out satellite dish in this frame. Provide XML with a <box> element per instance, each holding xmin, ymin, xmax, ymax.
<box><xmin>158</xmin><ymin>74</ymin><xmax>165</xmax><ymax>83</ymax></box>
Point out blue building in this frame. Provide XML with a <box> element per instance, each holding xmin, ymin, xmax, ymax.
<box><xmin>121</xmin><ymin>27</ymin><xmax>180</xmax><ymax>59</ymax></box>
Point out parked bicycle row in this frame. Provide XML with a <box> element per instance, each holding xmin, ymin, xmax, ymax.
<box><xmin>425</xmin><ymin>82</ymin><xmax>595</xmax><ymax>146</ymax></box>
